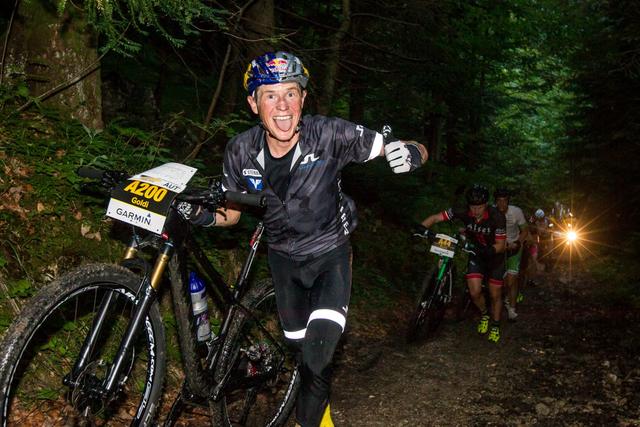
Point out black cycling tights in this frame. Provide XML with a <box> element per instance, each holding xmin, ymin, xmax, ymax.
<box><xmin>296</xmin><ymin>319</ymin><xmax>343</xmax><ymax>426</ymax></box>
<box><xmin>268</xmin><ymin>243</ymin><xmax>352</xmax><ymax>427</ymax></box>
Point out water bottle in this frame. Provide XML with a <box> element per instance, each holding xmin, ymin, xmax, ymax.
<box><xmin>189</xmin><ymin>271</ymin><xmax>211</xmax><ymax>342</ymax></box>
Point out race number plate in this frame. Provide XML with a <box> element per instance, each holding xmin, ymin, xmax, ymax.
<box><xmin>106</xmin><ymin>163</ymin><xmax>197</xmax><ymax>234</ymax></box>
<box><xmin>429</xmin><ymin>233</ymin><xmax>458</xmax><ymax>258</ymax></box>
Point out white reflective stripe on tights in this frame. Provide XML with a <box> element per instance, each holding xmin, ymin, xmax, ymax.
<box><xmin>283</xmin><ymin>328</ymin><xmax>306</xmax><ymax>340</ymax></box>
<box><xmin>307</xmin><ymin>309</ymin><xmax>346</xmax><ymax>332</ymax></box>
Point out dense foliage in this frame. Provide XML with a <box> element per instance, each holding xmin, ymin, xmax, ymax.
<box><xmin>56</xmin><ymin>0</ymin><xmax>228</xmax><ymax>54</ymax></box>
<box><xmin>0</xmin><ymin>0</ymin><xmax>638</xmax><ymax>328</ymax></box>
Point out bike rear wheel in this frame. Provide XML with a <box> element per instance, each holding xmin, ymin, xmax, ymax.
<box><xmin>0</xmin><ymin>263</ymin><xmax>166</xmax><ymax>426</ymax></box>
<box><xmin>212</xmin><ymin>279</ymin><xmax>300</xmax><ymax>426</ymax></box>
<box><xmin>406</xmin><ymin>267</ymin><xmax>446</xmax><ymax>343</ymax></box>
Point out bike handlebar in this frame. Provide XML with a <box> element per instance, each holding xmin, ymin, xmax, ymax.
<box><xmin>224</xmin><ymin>191</ymin><xmax>266</xmax><ymax>208</ymax></box>
<box><xmin>77</xmin><ymin>166</ymin><xmax>105</xmax><ymax>180</ymax></box>
<box><xmin>177</xmin><ymin>187</ymin><xmax>265</xmax><ymax>209</ymax></box>
<box><xmin>77</xmin><ymin>166</ymin><xmax>129</xmax><ymax>187</ymax></box>
<box><xmin>77</xmin><ymin>167</ymin><xmax>266</xmax><ymax>209</ymax></box>
<box><xmin>413</xmin><ymin>229</ymin><xmax>438</xmax><ymax>240</ymax></box>
<box><xmin>413</xmin><ymin>229</ymin><xmax>476</xmax><ymax>256</ymax></box>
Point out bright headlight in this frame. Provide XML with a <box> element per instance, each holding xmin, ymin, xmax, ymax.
<box><xmin>566</xmin><ymin>230</ymin><xmax>578</xmax><ymax>243</ymax></box>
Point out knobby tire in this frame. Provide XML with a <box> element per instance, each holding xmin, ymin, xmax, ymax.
<box><xmin>406</xmin><ymin>267</ymin><xmax>446</xmax><ymax>343</ymax></box>
<box><xmin>0</xmin><ymin>263</ymin><xmax>166</xmax><ymax>426</ymax></box>
<box><xmin>211</xmin><ymin>279</ymin><xmax>300</xmax><ymax>426</ymax></box>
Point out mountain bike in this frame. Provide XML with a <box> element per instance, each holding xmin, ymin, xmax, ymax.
<box><xmin>0</xmin><ymin>163</ymin><xmax>300</xmax><ymax>426</ymax></box>
<box><xmin>406</xmin><ymin>229</ymin><xmax>475</xmax><ymax>343</ymax></box>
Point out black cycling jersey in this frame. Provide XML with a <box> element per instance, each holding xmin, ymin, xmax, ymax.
<box><xmin>222</xmin><ymin>114</ymin><xmax>383</xmax><ymax>259</ymax></box>
<box><xmin>264</xmin><ymin>141</ymin><xmax>296</xmax><ymax>201</ymax></box>
<box><xmin>441</xmin><ymin>205</ymin><xmax>507</xmax><ymax>249</ymax></box>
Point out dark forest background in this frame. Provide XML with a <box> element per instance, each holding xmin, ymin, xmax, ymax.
<box><xmin>0</xmin><ymin>0</ymin><xmax>639</xmax><ymax>326</ymax></box>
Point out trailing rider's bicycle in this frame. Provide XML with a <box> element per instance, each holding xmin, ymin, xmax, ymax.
<box><xmin>0</xmin><ymin>163</ymin><xmax>300</xmax><ymax>426</ymax></box>
<box><xmin>406</xmin><ymin>229</ymin><xmax>475</xmax><ymax>343</ymax></box>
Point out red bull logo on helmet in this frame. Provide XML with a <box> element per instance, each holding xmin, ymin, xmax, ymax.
<box><xmin>266</xmin><ymin>58</ymin><xmax>289</xmax><ymax>74</ymax></box>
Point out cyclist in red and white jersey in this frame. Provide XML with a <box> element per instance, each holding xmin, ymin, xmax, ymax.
<box><xmin>420</xmin><ymin>184</ymin><xmax>506</xmax><ymax>343</ymax></box>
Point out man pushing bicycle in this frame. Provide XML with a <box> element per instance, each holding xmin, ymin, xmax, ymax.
<box><xmin>187</xmin><ymin>51</ymin><xmax>427</xmax><ymax>426</ymax></box>
<box><xmin>419</xmin><ymin>184</ymin><xmax>506</xmax><ymax>343</ymax></box>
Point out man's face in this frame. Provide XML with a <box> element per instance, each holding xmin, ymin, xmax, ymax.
<box><xmin>247</xmin><ymin>82</ymin><xmax>306</xmax><ymax>146</ymax></box>
<box><xmin>469</xmin><ymin>203</ymin><xmax>488</xmax><ymax>220</ymax></box>
<box><xmin>495</xmin><ymin>196</ymin><xmax>509</xmax><ymax>213</ymax></box>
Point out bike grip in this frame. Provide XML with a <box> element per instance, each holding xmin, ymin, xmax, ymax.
<box><xmin>225</xmin><ymin>191</ymin><xmax>266</xmax><ymax>208</ymax></box>
<box><xmin>77</xmin><ymin>166</ymin><xmax>105</xmax><ymax>180</ymax></box>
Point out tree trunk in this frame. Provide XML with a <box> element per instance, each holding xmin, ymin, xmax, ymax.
<box><xmin>5</xmin><ymin>0</ymin><xmax>102</xmax><ymax>129</ymax></box>
<box><xmin>348</xmin><ymin>14</ymin><xmax>365</xmax><ymax>123</ymax></box>
<box><xmin>212</xmin><ymin>0</ymin><xmax>275</xmax><ymax>121</ymax></box>
<box><xmin>244</xmin><ymin>0</ymin><xmax>275</xmax><ymax>59</ymax></box>
<box><xmin>445</xmin><ymin>115</ymin><xmax>461</xmax><ymax>167</ymax></box>
<box><xmin>423</xmin><ymin>101</ymin><xmax>443</xmax><ymax>182</ymax></box>
<box><xmin>317</xmin><ymin>0</ymin><xmax>351</xmax><ymax>115</ymax></box>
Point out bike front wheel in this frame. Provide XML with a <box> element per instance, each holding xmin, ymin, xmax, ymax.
<box><xmin>0</xmin><ymin>263</ymin><xmax>166</xmax><ymax>426</ymax></box>
<box><xmin>212</xmin><ymin>279</ymin><xmax>300</xmax><ymax>427</ymax></box>
<box><xmin>406</xmin><ymin>267</ymin><xmax>447</xmax><ymax>343</ymax></box>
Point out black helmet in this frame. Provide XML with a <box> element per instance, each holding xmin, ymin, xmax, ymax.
<box><xmin>466</xmin><ymin>184</ymin><xmax>489</xmax><ymax>205</ymax></box>
<box><xmin>494</xmin><ymin>187</ymin><xmax>510</xmax><ymax>200</ymax></box>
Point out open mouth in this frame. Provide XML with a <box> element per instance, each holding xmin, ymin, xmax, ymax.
<box><xmin>273</xmin><ymin>115</ymin><xmax>293</xmax><ymax>131</ymax></box>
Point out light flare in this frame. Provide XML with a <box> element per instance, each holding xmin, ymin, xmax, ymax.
<box><xmin>565</xmin><ymin>230</ymin><xmax>578</xmax><ymax>244</ymax></box>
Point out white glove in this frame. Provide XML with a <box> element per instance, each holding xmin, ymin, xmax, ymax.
<box><xmin>384</xmin><ymin>140</ymin><xmax>412</xmax><ymax>173</ymax></box>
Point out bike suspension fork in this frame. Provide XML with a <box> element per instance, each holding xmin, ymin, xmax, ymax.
<box><xmin>101</xmin><ymin>240</ymin><xmax>174</xmax><ymax>396</ymax></box>
<box><xmin>66</xmin><ymin>235</ymin><xmax>145</xmax><ymax>385</ymax></box>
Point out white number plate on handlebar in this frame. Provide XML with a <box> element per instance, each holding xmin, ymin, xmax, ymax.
<box><xmin>429</xmin><ymin>233</ymin><xmax>458</xmax><ymax>258</ymax></box>
<box><xmin>130</xmin><ymin>162</ymin><xmax>197</xmax><ymax>193</ymax></box>
<box><xmin>106</xmin><ymin>162</ymin><xmax>198</xmax><ymax>234</ymax></box>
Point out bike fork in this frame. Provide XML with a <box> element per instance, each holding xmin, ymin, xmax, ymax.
<box><xmin>65</xmin><ymin>240</ymin><xmax>173</xmax><ymax>401</ymax></box>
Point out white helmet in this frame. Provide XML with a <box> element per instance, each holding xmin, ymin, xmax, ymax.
<box><xmin>535</xmin><ymin>209</ymin><xmax>545</xmax><ymax>219</ymax></box>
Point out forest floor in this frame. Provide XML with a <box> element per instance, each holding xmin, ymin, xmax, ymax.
<box><xmin>329</xmin><ymin>262</ymin><xmax>640</xmax><ymax>426</ymax></box>
<box><xmin>10</xmin><ymin>260</ymin><xmax>640</xmax><ymax>426</ymax></box>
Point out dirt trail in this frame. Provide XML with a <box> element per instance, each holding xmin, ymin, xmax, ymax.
<box><xmin>330</xmin><ymin>266</ymin><xmax>640</xmax><ymax>426</ymax></box>
<box><xmin>15</xmin><ymin>264</ymin><xmax>640</xmax><ymax>426</ymax></box>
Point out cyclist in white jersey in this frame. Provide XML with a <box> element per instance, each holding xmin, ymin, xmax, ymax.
<box><xmin>494</xmin><ymin>188</ymin><xmax>528</xmax><ymax>321</ymax></box>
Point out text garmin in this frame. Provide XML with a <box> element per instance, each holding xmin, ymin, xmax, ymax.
<box><xmin>115</xmin><ymin>207</ymin><xmax>153</xmax><ymax>225</ymax></box>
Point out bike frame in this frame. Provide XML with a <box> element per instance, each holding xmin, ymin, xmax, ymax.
<box><xmin>421</xmin><ymin>230</ymin><xmax>466</xmax><ymax>304</ymax></box>
<box><xmin>434</xmin><ymin>256</ymin><xmax>455</xmax><ymax>304</ymax></box>
<box><xmin>64</xmin><ymin>208</ymin><xmax>270</xmax><ymax>408</ymax></box>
